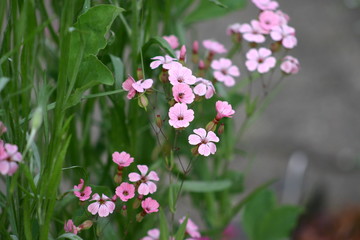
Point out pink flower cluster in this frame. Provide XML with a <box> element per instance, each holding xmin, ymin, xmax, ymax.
<box><xmin>0</xmin><ymin>122</ymin><xmax>22</xmax><ymax>176</ymax></box>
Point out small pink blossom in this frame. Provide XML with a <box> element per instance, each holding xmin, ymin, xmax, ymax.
<box><xmin>163</xmin><ymin>35</ymin><xmax>179</xmax><ymax>49</ymax></box>
<box><xmin>259</xmin><ymin>10</ymin><xmax>281</xmax><ymax>33</ymax></box>
<box><xmin>141</xmin><ymin>197</ymin><xmax>160</xmax><ymax>214</ymax></box>
<box><xmin>150</xmin><ymin>55</ymin><xmax>180</xmax><ymax>70</ymax></box>
<box><xmin>129</xmin><ymin>165</ymin><xmax>159</xmax><ymax>195</ymax></box>
<box><xmin>215</xmin><ymin>101</ymin><xmax>235</xmax><ymax>120</ymax></box>
<box><xmin>188</xmin><ymin>128</ymin><xmax>219</xmax><ymax>156</ymax></box>
<box><xmin>246</xmin><ymin>48</ymin><xmax>276</xmax><ymax>73</ymax></box>
<box><xmin>252</xmin><ymin>0</ymin><xmax>279</xmax><ymax>10</ymax></box>
<box><xmin>280</xmin><ymin>56</ymin><xmax>300</xmax><ymax>74</ymax></box>
<box><xmin>240</xmin><ymin>20</ymin><xmax>267</xmax><ymax>43</ymax></box>
<box><xmin>276</xmin><ymin>10</ymin><xmax>290</xmax><ymax>25</ymax></box>
<box><xmin>122</xmin><ymin>76</ymin><xmax>136</xmax><ymax>99</ymax></box>
<box><xmin>141</xmin><ymin>228</ymin><xmax>160</xmax><ymax>240</ymax></box>
<box><xmin>168</xmin><ymin>65</ymin><xmax>196</xmax><ymax>85</ymax></box>
<box><xmin>202</xmin><ymin>40</ymin><xmax>227</xmax><ymax>54</ymax></box>
<box><xmin>211</xmin><ymin>58</ymin><xmax>240</xmax><ymax>87</ymax></box>
<box><xmin>87</xmin><ymin>193</ymin><xmax>115</xmax><ymax>217</ymax></box>
<box><xmin>64</xmin><ymin>220</ymin><xmax>80</xmax><ymax>235</ymax></box>
<box><xmin>0</xmin><ymin>141</ymin><xmax>22</xmax><ymax>176</ymax></box>
<box><xmin>74</xmin><ymin>179</ymin><xmax>92</xmax><ymax>201</ymax></box>
<box><xmin>132</xmin><ymin>79</ymin><xmax>153</xmax><ymax>93</ymax></box>
<box><xmin>270</xmin><ymin>24</ymin><xmax>297</xmax><ymax>49</ymax></box>
<box><xmin>112</xmin><ymin>151</ymin><xmax>134</xmax><ymax>168</ymax></box>
<box><xmin>193</xmin><ymin>78</ymin><xmax>215</xmax><ymax>99</ymax></box>
<box><xmin>116</xmin><ymin>182</ymin><xmax>135</xmax><ymax>202</ymax></box>
<box><xmin>0</xmin><ymin>122</ymin><xmax>7</xmax><ymax>135</ymax></box>
<box><xmin>172</xmin><ymin>83</ymin><xmax>195</xmax><ymax>104</ymax></box>
<box><xmin>227</xmin><ymin>23</ymin><xmax>242</xmax><ymax>35</ymax></box>
<box><xmin>179</xmin><ymin>217</ymin><xmax>201</xmax><ymax>238</ymax></box>
<box><xmin>168</xmin><ymin>103</ymin><xmax>194</xmax><ymax>129</ymax></box>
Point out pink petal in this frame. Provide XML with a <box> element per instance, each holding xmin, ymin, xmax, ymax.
<box><xmin>223</xmin><ymin>76</ymin><xmax>236</xmax><ymax>87</ymax></box>
<box><xmin>188</xmin><ymin>134</ymin><xmax>202</xmax><ymax>145</ymax></box>
<box><xmin>129</xmin><ymin>172</ymin><xmax>141</xmax><ymax>182</ymax></box>
<box><xmin>198</xmin><ymin>144</ymin><xmax>211</xmax><ymax>156</ymax></box>
<box><xmin>147</xmin><ymin>171</ymin><xmax>159</xmax><ymax>181</ymax></box>
<box><xmin>141</xmin><ymin>79</ymin><xmax>154</xmax><ymax>89</ymax></box>
<box><xmin>7</xmin><ymin>162</ymin><xmax>18</xmax><ymax>176</ymax></box>
<box><xmin>147</xmin><ymin>181</ymin><xmax>157</xmax><ymax>194</ymax></box>
<box><xmin>246</xmin><ymin>60</ymin><xmax>258</xmax><ymax>72</ymax></box>
<box><xmin>98</xmin><ymin>204</ymin><xmax>110</xmax><ymax>217</ymax></box>
<box><xmin>0</xmin><ymin>161</ymin><xmax>9</xmax><ymax>175</ymax></box>
<box><xmin>91</xmin><ymin>193</ymin><xmax>100</xmax><ymax>201</ymax></box>
<box><xmin>138</xmin><ymin>183</ymin><xmax>150</xmax><ymax>195</ymax></box>
<box><xmin>207</xmin><ymin>131</ymin><xmax>220</xmax><ymax>142</ymax></box>
<box><xmin>258</xmin><ymin>48</ymin><xmax>272</xmax><ymax>58</ymax></box>
<box><xmin>258</xmin><ymin>63</ymin><xmax>270</xmax><ymax>73</ymax></box>
<box><xmin>137</xmin><ymin>165</ymin><xmax>148</xmax><ymax>176</ymax></box>
<box><xmin>87</xmin><ymin>202</ymin><xmax>100</xmax><ymax>215</ymax></box>
<box><xmin>246</xmin><ymin>49</ymin><xmax>259</xmax><ymax>60</ymax></box>
<box><xmin>193</xmin><ymin>83</ymin><xmax>207</xmax><ymax>96</ymax></box>
<box><xmin>104</xmin><ymin>201</ymin><xmax>115</xmax><ymax>213</ymax></box>
<box><xmin>207</xmin><ymin>142</ymin><xmax>217</xmax><ymax>154</ymax></box>
<box><xmin>193</xmin><ymin>128</ymin><xmax>207</xmax><ymax>138</ymax></box>
<box><xmin>150</xmin><ymin>60</ymin><xmax>162</xmax><ymax>69</ymax></box>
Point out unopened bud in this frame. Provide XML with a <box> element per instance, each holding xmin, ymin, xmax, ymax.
<box><xmin>270</xmin><ymin>41</ymin><xmax>281</xmax><ymax>52</ymax></box>
<box><xmin>31</xmin><ymin>107</ymin><xmax>43</xmax><ymax>130</ymax></box>
<box><xmin>121</xmin><ymin>205</ymin><xmax>127</xmax><ymax>217</ymax></box>
<box><xmin>160</xmin><ymin>71</ymin><xmax>169</xmax><ymax>83</ymax></box>
<box><xmin>79</xmin><ymin>220</ymin><xmax>93</xmax><ymax>230</ymax></box>
<box><xmin>205</xmin><ymin>119</ymin><xmax>218</xmax><ymax>132</ymax></box>
<box><xmin>133</xmin><ymin>195</ymin><xmax>143</xmax><ymax>209</ymax></box>
<box><xmin>218</xmin><ymin>123</ymin><xmax>225</xmax><ymax>135</ymax></box>
<box><xmin>138</xmin><ymin>95</ymin><xmax>149</xmax><ymax>110</ymax></box>
<box><xmin>156</xmin><ymin>115</ymin><xmax>162</xmax><ymax>128</ymax></box>
<box><xmin>249</xmin><ymin>42</ymin><xmax>257</xmax><ymax>48</ymax></box>
<box><xmin>136</xmin><ymin>212</ymin><xmax>145</xmax><ymax>222</ymax></box>
<box><xmin>191</xmin><ymin>146</ymin><xmax>199</xmax><ymax>156</ymax></box>
<box><xmin>114</xmin><ymin>174</ymin><xmax>122</xmax><ymax>184</ymax></box>
<box><xmin>179</xmin><ymin>45</ymin><xmax>186</xmax><ymax>63</ymax></box>
<box><xmin>137</xmin><ymin>68</ymin><xmax>144</xmax><ymax>80</ymax></box>
<box><xmin>192</xmin><ymin>41</ymin><xmax>199</xmax><ymax>54</ymax></box>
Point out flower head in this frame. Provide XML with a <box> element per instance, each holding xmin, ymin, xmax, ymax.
<box><xmin>193</xmin><ymin>78</ymin><xmax>215</xmax><ymax>99</ymax></box>
<box><xmin>252</xmin><ymin>0</ymin><xmax>279</xmax><ymax>10</ymax></box>
<box><xmin>280</xmin><ymin>56</ymin><xmax>300</xmax><ymax>74</ymax></box>
<box><xmin>179</xmin><ymin>217</ymin><xmax>201</xmax><ymax>238</ymax></box>
<box><xmin>215</xmin><ymin>101</ymin><xmax>235</xmax><ymax>120</ymax></box>
<box><xmin>211</xmin><ymin>58</ymin><xmax>240</xmax><ymax>87</ymax></box>
<box><xmin>141</xmin><ymin>228</ymin><xmax>160</xmax><ymax>240</ymax></box>
<box><xmin>150</xmin><ymin>55</ymin><xmax>180</xmax><ymax>70</ymax></box>
<box><xmin>202</xmin><ymin>40</ymin><xmax>227</xmax><ymax>54</ymax></box>
<box><xmin>163</xmin><ymin>35</ymin><xmax>179</xmax><ymax>49</ymax></box>
<box><xmin>74</xmin><ymin>179</ymin><xmax>92</xmax><ymax>201</ymax></box>
<box><xmin>172</xmin><ymin>83</ymin><xmax>195</xmax><ymax>104</ymax></box>
<box><xmin>245</xmin><ymin>48</ymin><xmax>276</xmax><ymax>73</ymax></box>
<box><xmin>112</xmin><ymin>151</ymin><xmax>134</xmax><ymax>168</ymax></box>
<box><xmin>188</xmin><ymin>128</ymin><xmax>219</xmax><ymax>156</ymax></box>
<box><xmin>87</xmin><ymin>193</ymin><xmax>115</xmax><ymax>217</ymax></box>
<box><xmin>240</xmin><ymin>20</ymin><xmax>267</xmax><ymax>43</ymax></box>
<box><xmin>270</xmin><ymin>24</ymin><xmax>297</xmax><ymax>49</ymax></box>
<box><xmin>141</xmin><ymin>197</ymin><xmax>160</xmax><ymax>214</ymax></box>
<box><xmin>64</xmin><ymin>220</ymin><xmax>80</xmax><ymax>235</ymax></box>
<box><xmin>116</xmin><ymin>182</ymin><xmax>135</xmax><ymax>202</ymax></box>
<box><xmin>129</xmin><ymin>165</ymin><xmax>159</xmax><ymax>195</ymax></box>
<box><xmin>0</xmin><ymin>141</ymin><xmax>22</xmax><ymax>176</ymax></box>
<box><xmin>168</xmin><ymin>103</ymin><xmax>194</xmax><ymax>129</ymax></box>
<box><xmin>168</xmin><ymin>65</ymin><xmax>196</xmax><ymax>85</ymax></box>
<box><xmin>122</xmin><ymin>76</ymin><xmax>136</xmax><ymax>99</ymax></box>
<box><xmin>259</xmin><ymin>10</ymin><xmax>281</xmax><ymax>33</ymax></box>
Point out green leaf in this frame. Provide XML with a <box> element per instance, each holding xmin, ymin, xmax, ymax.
<box><xmin>225</xmin><ymin>171</ymin><xmax>244</xmax><ymax>193</ymax></box>
<box><xmin>0</xmin><ymin>77</ymin><xmax>9</xmax><ymax>92</ymax></box>
<box><xmin>109</xmin><ymin>54</ymin><xmax>124</xmax><ymax>89</ymax></box>
<box><xmin>159</xmin><ymin>208</ymin><xmax>170</xmax><ymax>240</ymax></box>
<box><xmin>184</xmin><ymin>0</ymin><xmax>247</xmax><ymax>25</ymax></box>
<box><xmin>175</xmin><ymin>216</ymin><xmax>188</xmax><ymax>240</ymax></box>
<box><xmin>180</xmin><ymin>180</ymin><xmax>232</xmax><ymax>192</ymax></box>
<box><xmin>142</xmin><ymin>36</ymin><xmax>176</xmax><ymax>58</ymax></box>
<box><xmin>256</xmin><ymin>206</ymin><xmax>303</xmax><ymax>240</ymax></box>
<box><xmin>57</xmin><ymin>233</ymin><xmax>83</xmax><ymax>240</ymax></box>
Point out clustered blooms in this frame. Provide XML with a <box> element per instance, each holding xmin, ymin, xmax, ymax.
<box><xmin>0</xmin><ymin>122</ymin><xmax>23</xmax><ymax>176</ymax></box>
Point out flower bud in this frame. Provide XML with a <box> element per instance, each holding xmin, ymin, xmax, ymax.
<box><xmin>138</xmin><ymin>95</ymin><xmax>149</xmax><ymax>110</ymax></box>
<box><xmin>270</xmin><ymin>41</ymin><xmax>281</xmax><ymax>52</ymax></box>
<box><xmin>192</xmin><ymin>41</ymin><xmax>199</xmax><ymax>54</ymax></box>
<box><xmin>114</xmin><ymin>174</ymin><xmax>122</xmax><ymax>184</ymax></box>
<box><xmin>121</xmin><ymin>205</ymin><xmax>127</xmax><ymax>217</ymax></box>
<box><xmin>179</xmin><ymin>45</ymin><xmax>186</xmax><ymax>63</ymax></box>
<box><xmin>79</xmin><ymin>220</ymin><xmax>93</xmax><ymax>230</ymax></box>
<box><xmin>160</xmin><ymin>70</ymin><xmax>169</xmax><ymax>83</ymax></box>
<box><xmin>31</xmin><ymin>107</ymin><xmax>43</xmax><ymax>131</ymax></box>
<box><xmin>156</xmin><ymin>115</ymin><xmax>162</xmax><ymax>128</ymax></box>
<box><xmin>137</xmin><ymin>68</ymin><xmax>143</xmax><ymax>80</ymax></box>
<box><xmin>136</xmin><ymin>212</ymin><xmax>145</xmax><ymax>222</ymax></box>
<box><xmin>191</xmin><ymin>146</ymin><xmax>199</xmax><ymax>156</ymax></box>
<box><xmin>205</xmin><ymin>119</ymin><xmax>218</xmax><ymax>132</ymax></box>
<box><xmin>218</xmin><ymin>123</ymin><xmax>225</xmax><ymax>135</ymax></box>
<box><xmin>132</xmin><ymin>195</ymin><xmax>143</xmax><ymax>209</ymax></box>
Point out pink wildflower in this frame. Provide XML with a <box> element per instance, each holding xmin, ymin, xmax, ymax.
<box><xmin>202</xmin><ymin>40</ymin><xmax>227</xmax><ymax>54</ymax></box>
<box><xmin>270</xmin><ymin>24</ymin><xmax>297</xmax><ymax>49</ymax></box>
<box><xmin>168</xmin><ymin>65</ymin><xmax>196</xmax><ymax>85</ymax></box>
<box><xmin>87</xmin><ymin>193</ymin><xmax>115</xmax><ymax>217</ymax></box>
<box><xmin>227</xmin><ymin>23</ymin><xmax>242</xmax><ymax>35</ymax></box>
<box><xmin>122</xmin><ymin>76</ymin><xmax>136</xmax><ymax>99</ymax></box>
<box><xmin>280</xmin><ymin>56</ymin><xmax>300</xmax><ymax>74</ymax></box>
<box><xmin>245</xmin><ymin>48</ymin><xmax>276</xmax><ymax>73</ymax></box>
<box><xmin>172</xmin><ymin>83</ymin><xmax>195</xmax><ymax>104</ymax></box>
<box><xmin>240</xmin><ymin>20</ymin><xmax>267</xmax><ymax>43</ymax></box>
<box><xmin>129</xmin><ymin>165</ymin><xmax>159</xmax><ymax>195</ymax></box>
<box><xmin>112</xmin><ymin>151</ymin><xmax>134</xmax><ymax>168</ymax></box>
<box><xmin>193</xmin><ymin>78</ymin><xmax>215</xmax><ymax>99</ymax></box>
<box><xmin>141</xmin><ymin>197</ymin><xmax>160</xmax><ymax>214</ymax></box>
<box><xmin>179</xmin><ymin>217</ymin><xmax>201</xmax><ymax>238</ymax></box>
<box><xmin>0</xmin><ymin>122</ymin><xmax>7</xmax><ymax>135</ymax></box>
<box><xmin>150</xmin><ymin>55</ymin><xmax>180</xmax><ymax>70</ymax></box>
<box><xmin>132</xmin><ymin>79</ymin><xmax>153</xmax><ymax>93</ymax></box>
<box><xmin>259</xmin><ymin>10</ymin><xmax>281</xmax><ymax>33</ymax></box>
<box><xmin>116</xmin><ymin>182</ymin><xmax>135</xmax><ymax>202</ymax></box>
<box><xmin>188</xmin><ymin>128</ymin><xmax>219</xmax><ymax>156</ymax></box>
<box><xmin>141</xmin><ymin>228</ymin><xmax>160</xmax><ymax>240</ymax></box>
<box><xmin>252</xmin><ymin>0</ymin><xmax>279</xmax><ymax>10</ymax></box>
<box><xmin>163</xmin><ymin>35</ymin><xmax>179</xmax><ymax>49</ymax></box>
<box><xmin>0</xmin><ymin>141</ymin><xmax>22</xmax><ymax>176</ymax></box>
<box><xmin>211</xmin><ymin>58</ymin><xmax>240</xmax><ymax>87</ymax></box>
<box><xmin>168</xmin><ymin>103</ymin><xmax>194</xmax><ymax>129</ymax></box>
<box><xmin>64</xmin><ymin>220</ymin><xmax>80</xmax><ymax>235</ymax></box>
<box><xmin>74</xmin><ymin>179</ymin><xmax>92</xmax><ymax>201</ymax></box>
<box><xmin>215</xmin><ymin>101</ymin><xmax>235</xmax><ymax>120</ymax></box>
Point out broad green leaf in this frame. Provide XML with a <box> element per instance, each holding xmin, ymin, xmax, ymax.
<box><xmin>57</xmin><ymin>233</ymin><xmax>83</xmax><ymax>240</ymax></box>
<box><xmin>184</xmin><ymin>0</ymin><xmax>247</xmax><ymax>25</ymax></box>
<box><xmin>256</xmin><ymin>206</ymin><xmax>303</xmax><ymax>240</ymax></box>
<box><xmin>181</xmin><ymin>180</ymin><xmax>232</xmax><ymax>192</ymax></box>
<box><xmin>175</xmin><ymin>216</ymin><xmax>188</xmax><ymax>240</ymax></box>
<box><xmin>142</xmin><ymin>36</ymin><xmax>176</xmax><ymax>58</ymax></box>
<box><xmin>110</xmin><ymin>54</ymin><xmax>124</xmax><ymax>89</ymax></box>
<box><xmin>159</xmin><ymin>208</ymin><xmax>170</xmax><ymax>240</ymax></box>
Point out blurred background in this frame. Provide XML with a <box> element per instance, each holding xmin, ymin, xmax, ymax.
<box><xmin>192</xmin><ymin>0</ymin><xmax>360</xmax><ymax>238</ymax></box>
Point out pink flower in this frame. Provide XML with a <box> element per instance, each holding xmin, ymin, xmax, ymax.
<box><xmin>64</xmin><ymin>220</ymin><xmax>80</xmax><ymax>235</ymax></box>
<box><xmin>240</xmin><ymin>20</ymin><xmax>267</xmax><ymax>43</ymax></box>
<box><xmin>168</xmin><ymin>65</ymin><xmax>196</xmax><ymax>85</ymax></box>
<box><xmin>163</xmin><ymin>35</ymin><xmax>179</xmax><ymax>49</ymax></box>
<box><xmin>179</xmin><ymin>217</ymin><xmax>201</xmax><ymax>238</ymax></box>
<box><xmin>141</xmin><ymin>197</ymin><xmax>160</xmax><ymax>214</ymax></box>
<box><xmin>202</xmin><ymin>40</ymin><xmax>227</xmax><ymax>54</ymax></box>
<box><xmin>168</xmin><ymin>103</ymin><xmax>194</xmax><ymax>129</ymax></box>
<box><xmin>252</xmin><ymin>0</ymin><xmax>279</xmax><ymax>10</ymax></box>
<box><xmin>150</xmin><ymin>55</ymin><xmax>180</xmax><ymax>70</ymax></box>
<box><xmin>132</xmin><ymin>79</ymin><xmax>153</xmax><ymax>93</ymax></box>
<box><xmin>0</xmin><ymin>122</ymin><xmax>7</xmax><ymax>135</ymax></box>
<box><xmin>112</xmin><ymin>151</ymin><xmax>134</xmax><ymax>168</ymax></box>
<box><xmin>280</xmin><ymin>56</ymin><xmax>300</xmax><ymax>74</ymax></box>
<box><xmin>0</xmin><ymin>141</ymin><xmax>22</xmax><ymax>176</ymax></box>
<box><xmin>188</xmin><ymin>128</ymin><xmax>219</xmax><ymax>156</ymax></box>
<box><xmin>211</xmin><ymin>58</ymin><xmax>240</xmax><ymax>87</ymax></box>
<box><xmin>74</xmin><ymin>179</ymin><xmax>92</xmax><ymax>201</ymax></box>
<box><xmin>246</xmin><ymin>48</ymin><xmax>276</xmax><ymax>73</ymax></box>
<box><xmin>193</xmin><ymin>78</ymin><xmax>215</xmax><ymax>99</ymax></box>
<box><xmin>141</xmin><ymin>228</ymin><xmax>160</xmax><ymax>240</ymax></box>
<box><xmin>270</xmin><ymin>24</ymin><xmax>297</xmax><ymax>49</ymax></box>
<box><xmin>172</xmin><ymin>83</ymin><xmax>195</xmax><ymax>104</ymax></box>
<box><xmin>215</xmin><ymin>101</ymin><xmax>235</xmax><ymax>120</ymax></box>
<box><xmin>122</xmin><ymin>76</ymin><xmax>136</xmax><ymax>99</ymax></box>
<box><xmin>227</xmin><ymin>23</ymin><xmax>242</xmax><ymax>35</ymax></box>
<box><xmin>116</xmin><ymin>182</ymin><xmax>135</xmax><ymax>202</ymax></box>
<box><xmin>259</xmin><ymin>10</ymin><xmax>281</xmax><ymax>33</ymax></box>
<box><xmin>87</xmin><ymin>193</ymin><xmax>115</xmax><ymax>217</ymax></box>
<box><xmin>276</xmin><ymin>10</ymin><xmax>290</xmax><ymax>25</ymax></box>
<box><xmin>129</xmin><ymin>165</ymin><xmax>159</xmax><ymax>195</ymax></box>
